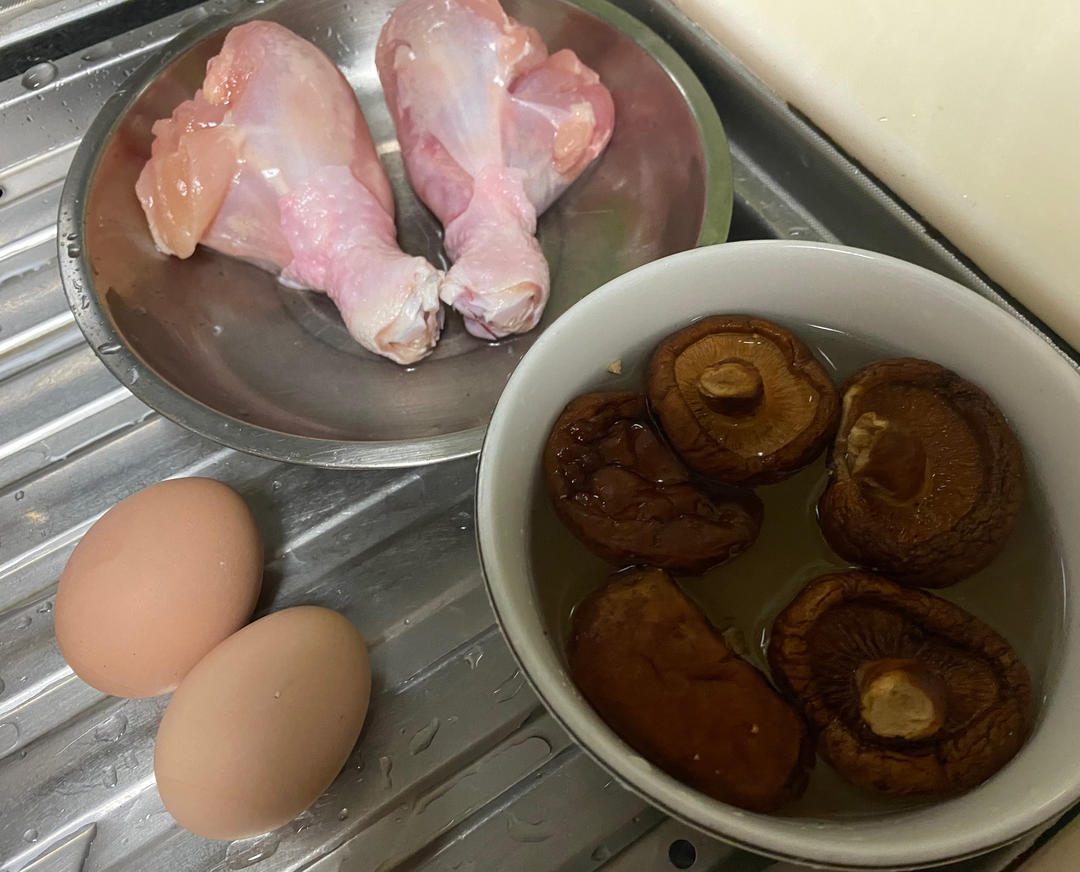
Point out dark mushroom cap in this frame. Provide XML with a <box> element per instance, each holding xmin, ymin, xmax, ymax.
<box><xmin>570</xmin><ymin>567</ymin><xmax>812</xmax><ymax>811</ymax></box>
<box><xmin>768</xmin><ymin>571</ymin><xmax>1032</xmax><ymax>797</ymax></box>
<box><xmin>544</xmin><ymin>391</ymin><xmax>762</xmax><ymax>573</ymax></box>
<box><xmin>647</xmin><ymin>316</ymin><xmax>839</xmax><ymax>485</ymax></box>
<box><xmin>818</xmin><ymin>358</ymin><xmax>1024</xmax><ymax>587</ymax></box>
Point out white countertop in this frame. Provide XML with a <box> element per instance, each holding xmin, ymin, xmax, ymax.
<box><xmin>674</xmin><ymin>0</ymin><xmax>1080</xmax><ymax>350</ymax></box>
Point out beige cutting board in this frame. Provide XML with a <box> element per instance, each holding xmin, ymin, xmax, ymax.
<box><xmin>673</xmin><ymin>0</ymin><xmax>1080</xmax><ymax>350</ymax></box>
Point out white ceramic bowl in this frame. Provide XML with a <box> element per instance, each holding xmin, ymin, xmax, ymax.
<box><xmin>477</xmin><ymin>241</ymin><xmax>1080</xmax><ymax>869</ymax></box>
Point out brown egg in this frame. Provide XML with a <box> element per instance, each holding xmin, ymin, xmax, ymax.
<box><xmin>55</xmin><ymin>477</ymin><xmax>263</xmax><ymax>698</ymax></box>
<box><xmin>154</xmin><ymin>606</ymin><xmax>371</xmax><ymax>840</ymax></box>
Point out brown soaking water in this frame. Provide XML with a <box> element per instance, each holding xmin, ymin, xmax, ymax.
<box><xmin>529</xmin><ymin>320</ymin><xmax>1065</xmax><ymax>819</ymax></box>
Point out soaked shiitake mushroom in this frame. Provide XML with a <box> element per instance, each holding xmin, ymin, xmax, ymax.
<box><xmin>647</xmin><ymin>316</ymin><xmax>839</xmax><ymax>485</ymax></box>
<box><xmin>570</xmin><ymin>567</ymin><xmax>812</xmax><ymax>811</ymax></box>
<box><xmin>768</xmin><ymin>571</ymin><xmax>1032</xmax><ymax>797</ymax></box>
<box><xmin>544</xmin><ymin>391</ymin><xmax>762</xmax><ymax>573</ymax></box>
<box><xmin>818</xmin><ymin>358</ymin><xmax>1024</xmax><ymax>587</ymax></box>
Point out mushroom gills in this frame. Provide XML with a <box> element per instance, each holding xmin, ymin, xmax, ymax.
<box><xmin>819</xmin><ymin>359</ymin><xmax>1024</xmax><ymax>587</ymax></box>
<box><xmin>647</xmin><ymin>316</ymin><xmax>840</xmax><ymax>484</ymax></box>
<box><xmin>769</xmin><ymin>571</ymin><xmax>1032</xmax><ymax>797</ymax></box>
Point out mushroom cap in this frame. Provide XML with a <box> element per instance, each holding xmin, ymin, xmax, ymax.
<box><xmin>543</xmin><ymin>391</ymin><xmax>762</xmax><ymax>573</ymax></box>
<box><xmin>570</xmin><ymin>567</ymin><xmax>812</xmax><ymax>811</ymax></box>
<box><xmin>768</xmin><ymin>571</ymin><xmax>1032</xmax><ymax>797</ymax></box>
<box><xmin>818</xmin><ymin>358</ymin><xmax>1024</xmax><ymax>587</ymax></box>
<box><xmin>647</xmin><ymin>316</ymin><xmax>840</xmax><ymax>485</ymax></box>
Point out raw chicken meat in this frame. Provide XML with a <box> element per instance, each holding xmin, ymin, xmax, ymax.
<box><xmin>136</xmin><ymin>21</ymin><xmax>443</xmax><ymax>364</ymax></box>
<box><xmin>375</xmin><ymin>0</ymin><xmax>615</xmax><ymax>339</ymax></box>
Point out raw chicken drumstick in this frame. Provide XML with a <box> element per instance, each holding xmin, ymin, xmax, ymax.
<box><xmin>137</xmin><ymin>21</ymin><xmax>443</xmax><ymax>364</ymax></box>
<box><xmin>376</xmin><ymin>0</ymin><xmax>615</xmax><ymax>339</ymax></box>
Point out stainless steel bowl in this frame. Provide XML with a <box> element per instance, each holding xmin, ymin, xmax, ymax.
<box><xmin>57</xmin><ymin>0</ymin><xmax>732</xmax><ymax>468</ymax></box>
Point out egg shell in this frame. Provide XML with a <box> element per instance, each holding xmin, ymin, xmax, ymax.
<box><xmin>154</xmin><ymin>606</ymin><xmax>371</xmax><ymax>840</ymax></box>
<box><xmin>54</xmin><ymin>477</ymin><xmax>262</xmax><ymax>698</ymax></box>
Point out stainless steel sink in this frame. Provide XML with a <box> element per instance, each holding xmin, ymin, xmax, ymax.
<box><xmin>0</xmin><ymin>1</ymin><xmax>1073</xmax><ymax>871</ymax></box>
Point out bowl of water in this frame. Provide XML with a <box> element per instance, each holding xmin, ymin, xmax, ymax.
<box><xmin>477</xmin><ymin>240</ymin><xmax>1080</xmax><ymax>869</ymax></box>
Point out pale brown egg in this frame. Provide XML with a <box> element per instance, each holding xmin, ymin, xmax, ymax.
<box><xmin>54</xmin><ymin>477</ymin><xmax>262</xmax><ymax>698</ymax></box>
<box><xmin>154</xmin><ymin>606</ymin><xmax>371</xmax><ymax>840</ymax></box>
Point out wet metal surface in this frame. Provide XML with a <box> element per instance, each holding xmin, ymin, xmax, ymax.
<box><xmin>0</xmin><ymin>1</ymin><xmax>1070</xmax><ymax>870</ymax></box>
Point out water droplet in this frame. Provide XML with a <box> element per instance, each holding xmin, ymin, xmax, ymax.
<box><xmin>211</xmin><ymin>325</ymin><xmax>223</xmax><ymax>336</ymax></box>
<box><xmin>591</xmin><ymin>845</ymin><xmax>611</xmax><ymax>862</ymax></box>
<box><xmin>81</xmin><ymin>40</ymin><xmax>114</xmax><ymax>61</ymax></box>
<box><xmin>493</xmin><ymin>669</ymin><xmax>525</xmax><ymax>703</ymax></box>
<box><xmin>15</xmin><ymin>616</ymin><xmax>31</xmax><ymax>629</ymax></box>
<box><xmin>505</xmin><ymin>812</ymin><xmax>551</xmax><ymax>843</ymax></box>
<box><xmin>97</xmin><ymin>342</ymin><xmax>122</xmax><ymax>355</ymax></box>
<box><xmin>130</xmin><ymin>368</ymin><xmax>139</xmax><ymax>384</ymax></box>
<box><xmin>291</xmin><ymin>810</ymin><xmax>314</xmax><ymax>833</ymax></box>
<box><xmin>94</xmin><ymin>712</ymin><xmax>128</xmax><ymax>742</ymax></box>
<box><xmin>14</xmin><ymin>491</ymin><xmax>24</xmax><ymax>501</ymax></box>
<box><xmin>464</xmin><ymin>646</ymin><xmax>483</xmax><ymax>670</ymax></box>
<box><xmin>877</xmin><ymin>116</ymin><xmax>889</xmax><ymax>122</ymax></box>
<box><xmin>271</xmin><ymin>480</ymin><xmax>282</xmax><ymax>492</ymax></box>
<box><xmin>226</xmin><ymin>832</ymin><xmax>281</xmax><ymax>869</ymax></box>
<box><xmin>21</xmin><ymin>62</ymin><xmax>57</xmax><ymax>90</ymax></box>
<box><xmin>23</xmin><ymin>828</ymin><xmax>38</xmax><ymax>843</ymax></box>
<box><xmin>66</xmin><ymin>242</ymin><xmax>81</xmax><ymax>258</ymax></box>
<box><xmin>79</xmin><ymin>295</ymin><xmax>90</xmax><ymax>310</ymax></box>
<box><xmin>0</xmin><ymin>722</ymin><xmax>19</xmax><ymax>753</ymax></box>
<box><xmin>36</xmin><ymin>601</ymin><xmax>52</xmax><ymax>614</ymax></box>
<box><xmin>337</xmin><ymin>807</ymin><xmax>349</xmax><ymax>821</ymax></box>
<box><xmin>378</xmin><ymin>755</ymin><xmax>393</xmax><ymax>789</ymax></box>
<box><xmin>102</xmin><ymin>765</ymin><xmax>118</xmax><ymax>788</ymax></box>
<box><xmin>408</xmin><ymin>717</ymin><xmax>440</xmax><ymax>754</ymax></box>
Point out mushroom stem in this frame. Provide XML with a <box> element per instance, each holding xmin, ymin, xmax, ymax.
<box><xmin>845</xmin><ymin>412</ymin><xmax>927</xmax><ymax>502</ymax></box>
<box><xmin>696</xmin><ymin>359</ymin><xmax>764</xmax><ymax>416</ymax></box>
<box><xmin>857</xmin><ymin>658</ymin><xmax>947</xmax><ymax>741</ymax></box>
